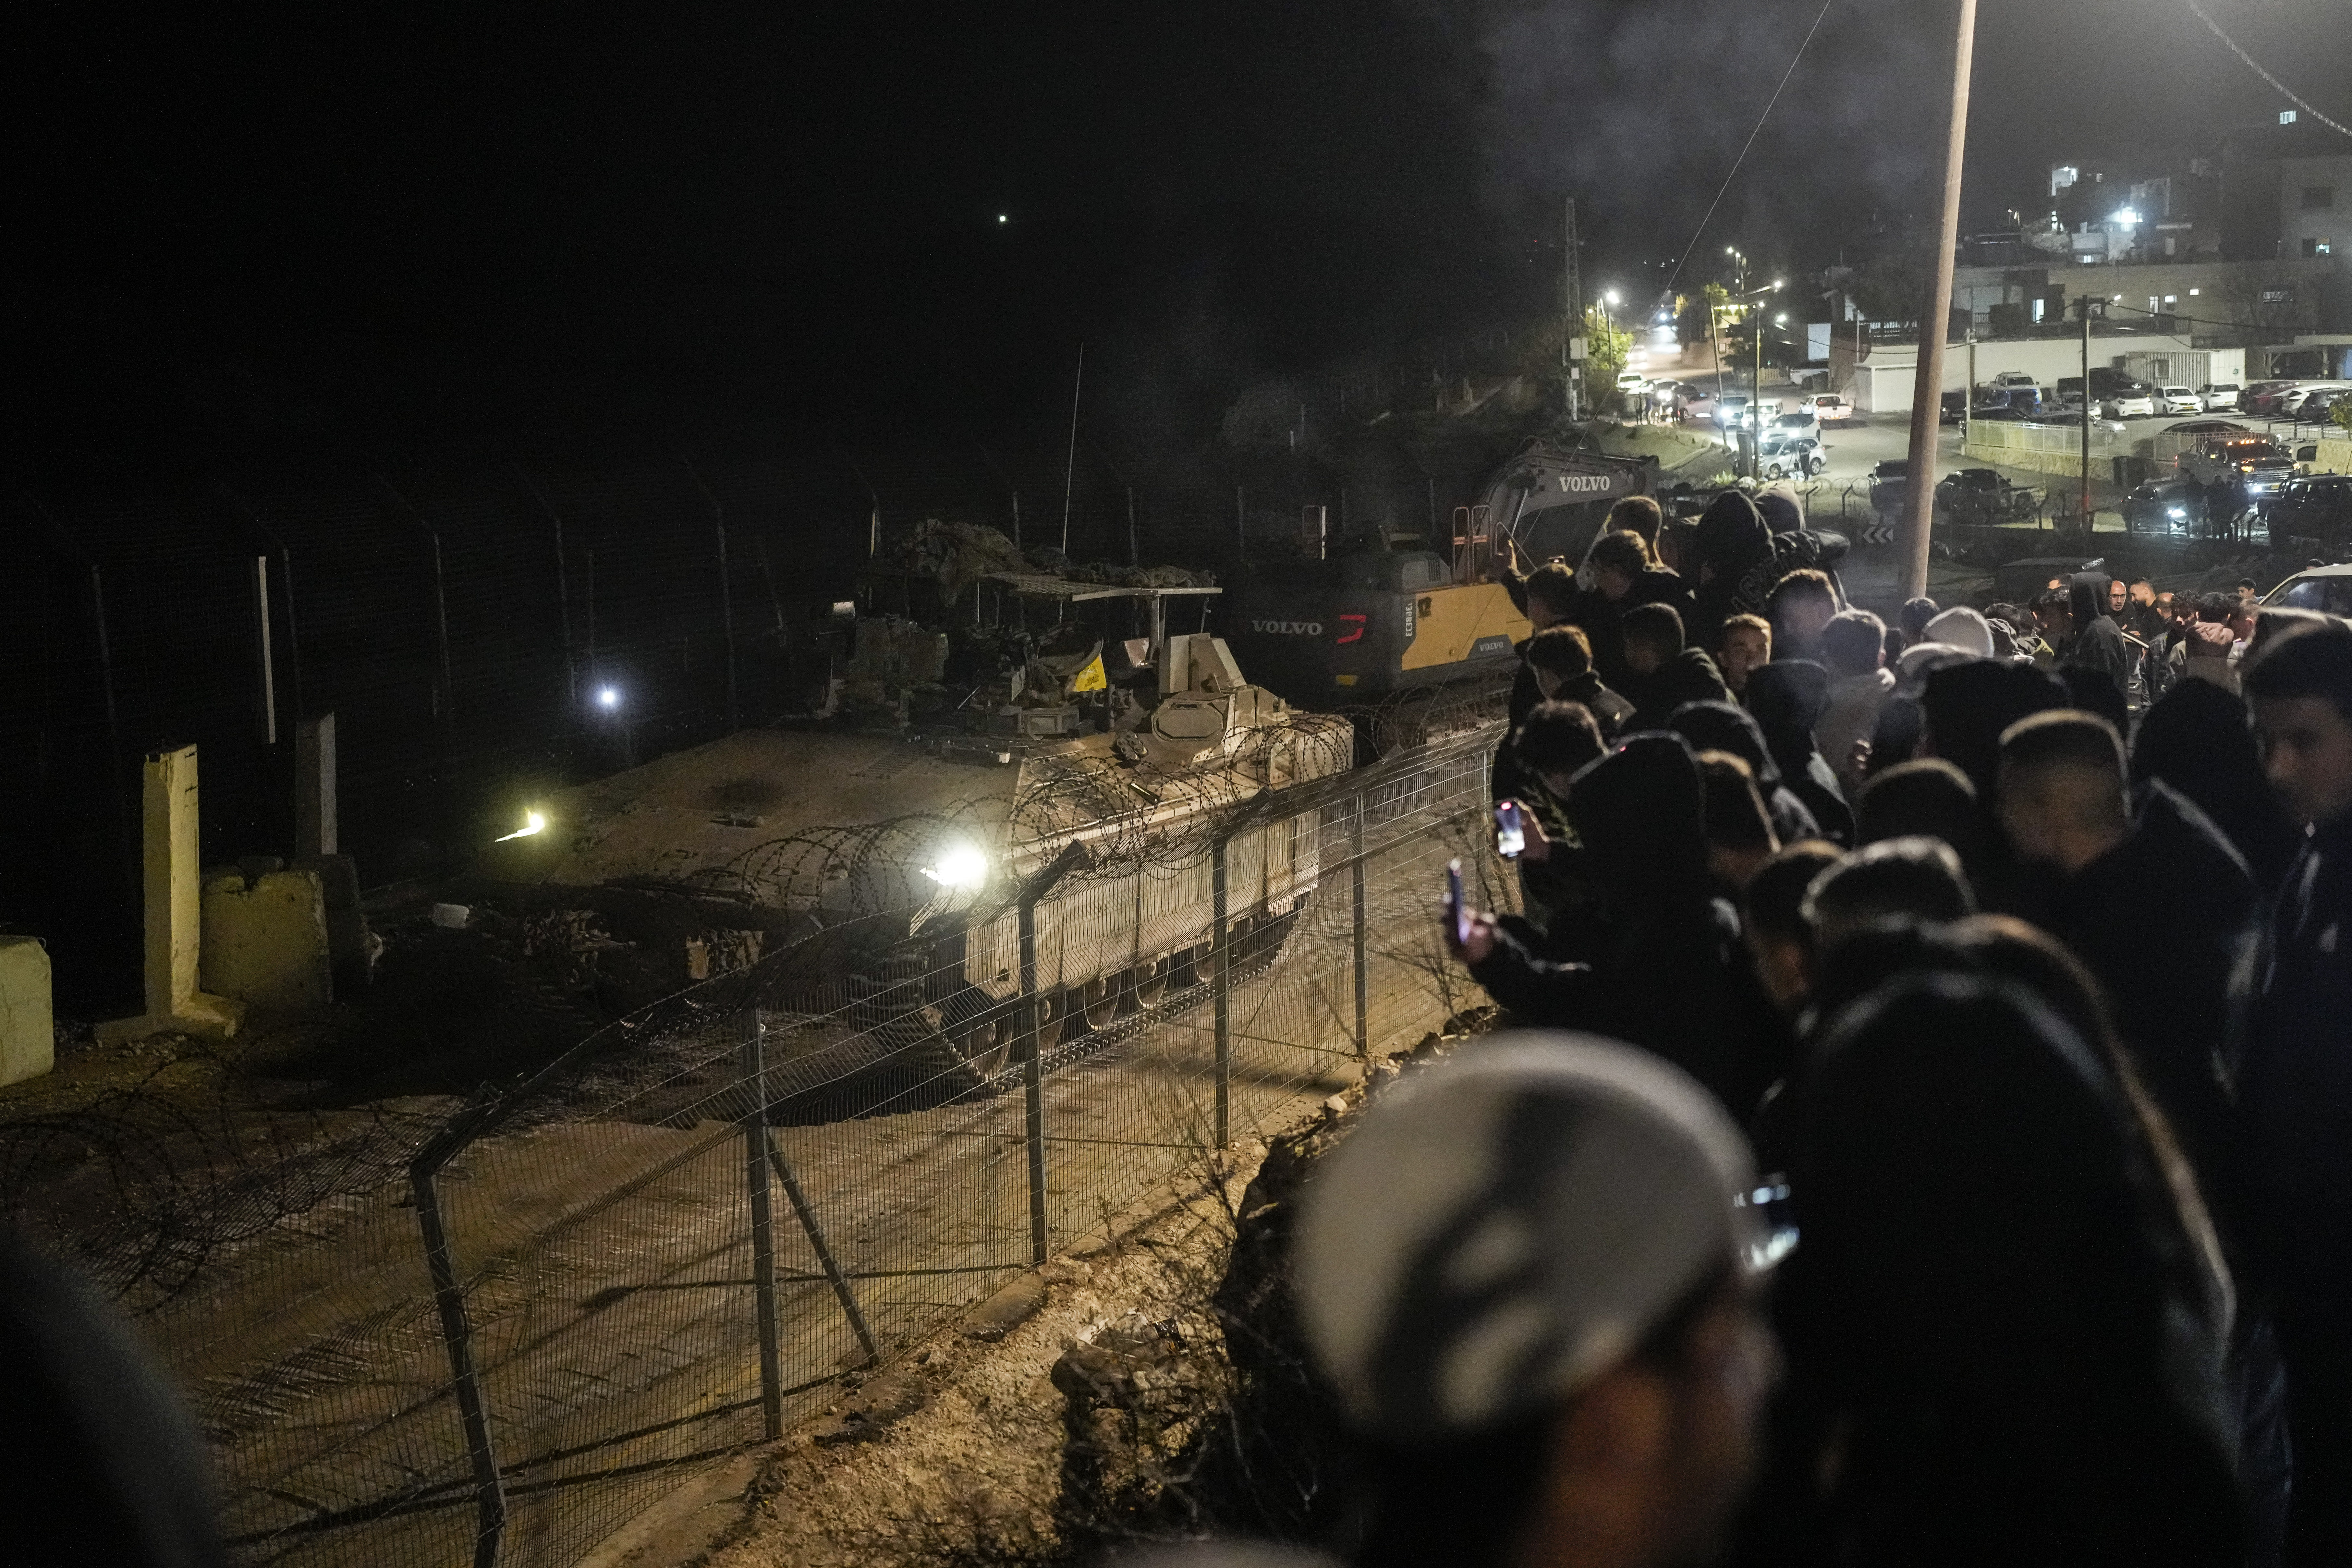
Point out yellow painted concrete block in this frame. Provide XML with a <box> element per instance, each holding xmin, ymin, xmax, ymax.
<box><xmin>202</xmin><ymin>869</ymin><xmax>333</xmax><ymax>1020</ymax></box>
<box><xmin>0</xmin><ymin>936</ymin><xmax>54</xmax><ymax>1088</ymax></box>
<box><xmin>99</xmin><ymin>745</ymin><xmax>244</xmax><ymax>1044</ymax></box>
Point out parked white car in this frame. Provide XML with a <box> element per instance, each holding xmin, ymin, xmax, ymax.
<box><xmin>1616</xmin><ymin>371</ymin><xmax>1652</xmax><ymax>395</ymax></box>
<box><xmin>1758</xmin><ymin>433</ymin><xmax>1828</xmax><ymax>479</ymax></box>
<box><xmin>1767</xmin><ymin>410</ymin><xmax>1822</xmax><ymax>444</ymax></box>
<box><xmin>1807</xmin><ymin>393</ymin><xmax>1854</xmax><ymax>423</ymax></box>
<box><xmin>2199</xmin><ymin>383</ymin><xmax>2242</xmax><ymax>411</ymax></box>
<box><xmin>2158</xmin><ymin>385</ymin><xmax>2204</xmax><ymax>415</ymax></box>
<box><xmin>2281</xmin><ymin>383</ymin><xmax>2352</xmax><ymax>417</ymax></box>
<box><xmin>1680</xmin><ymin>387</ymin><xmax>1717</xmax><ymax>421</ymax></box>
<box><xmin>1990</xmin><ymin>371</ymin><xmax>2037</xmax><ymax>388</ymax></box>
<box><xmin>2103</xmin><ymin>389</ymin><xmax>2159</xmax><ymax>418</ymax></box>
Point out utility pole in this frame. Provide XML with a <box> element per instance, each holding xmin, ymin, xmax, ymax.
<box><xmin>1059</xmin><ymin>343</ymin><xmax>1085</xmax><ymax>555</ymax></box>
<box><xmin>1966</xmin><ymin>333</ymin><xmax>1977</xmax><ymax>449</ymax></box>
<box><xmin>2079</xmin><ymin>295</ymin><xmax>2094</xmax><ymax>526</ymax></box>
<box><xmin>1898</xmin><ymin>0</ymin><xmax>1979</xmax><ymax>601</ymax></box>
<box><xmin>1563</xmin><ymin>197</ymin><xmax>1583</xmax><ymax>421</ymax></box>
<box><xmin>1754</xmin><ymin>312</ymin><xmax>1765</xmax><ymax>468</ymax></box>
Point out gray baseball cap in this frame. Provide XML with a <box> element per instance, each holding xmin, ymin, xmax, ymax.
<box><xmin>1294</xmin><ymin>1034</ymin><xmax>1760</xmax><ymax>1445</ymax></box>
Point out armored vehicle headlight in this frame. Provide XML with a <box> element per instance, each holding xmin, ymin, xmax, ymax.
<box><xmin>495</xmin><ymin>809</ymin><xmax>547</xmax><ymax>842</ymax></box>
<box><xmin>924</xmin><ymin>843</ymin><xmax>990</xmax><ymax>891</ymax></box>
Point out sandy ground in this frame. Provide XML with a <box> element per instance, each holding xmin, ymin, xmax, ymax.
<box><xmin>604</xmin><ymin>1146</ymin><xmax>1267</xmax><ymax>1568</ymax></box>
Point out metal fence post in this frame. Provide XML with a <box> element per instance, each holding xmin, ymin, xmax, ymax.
<box><xmin>1213</xmin><ymin>836</ymin><xmax>1231</xmax><ymax>1148</ymax></box>
<box><xmin>1351</xmin><ymin>794</ymin><xmax>1369</xmax><ymax>1058</ymax></box>
<box><xmin>410</xmin><ymin>1161</ymin><xmax>506</xmax><ymax>1568</ymax></box>
<box><xmin>766</xmin><ymin>1142</ymin><xmax>879</xmax><ymax>1365</ymax></box>
<box><xmin>741</xmin><ymin>1009</ymin><xmax>784</xmax><ymax>1439</ymax></box>
<box><xmin>1020</xmin><ymin>893</ymin><xmax>1048</xmax><ymax>1264</ymax></box>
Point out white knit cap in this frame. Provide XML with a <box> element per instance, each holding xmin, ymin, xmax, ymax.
<box><xmin>1293</xmin><ymin>1034</ymin><xmax>1758</xmax><ymax>1445</ymax></box>
<box><xmin>1921</xmin><ymin>606</ymin><xmax>1996</xmax><ymax>659</ymax></box>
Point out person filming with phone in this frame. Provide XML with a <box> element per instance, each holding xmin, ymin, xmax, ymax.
<box><xmin>1448</xmin><ymin>733</ymin><xmax>1777</xmax><ymax>1114</ymax></box>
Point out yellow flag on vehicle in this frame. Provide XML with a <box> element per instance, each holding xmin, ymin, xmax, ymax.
<box><xmin>1071</xmin><ymin>654</ymin><xmax>1108</xmax><ymax>692</ymax></box>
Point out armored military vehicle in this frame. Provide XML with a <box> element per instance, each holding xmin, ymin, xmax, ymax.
<box><xmin>475</xmin><ymin>537</ymin><xmax>1354</xmax><ymax>1095</ymax></box>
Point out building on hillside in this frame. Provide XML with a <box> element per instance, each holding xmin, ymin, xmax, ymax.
<box><xmin>1836</xmin><ymin>331</ymin><xmax>2245</xmax><ymax>417</ymax></box>
<box><xmin>2221</xmin><ymin>117</ymin><xmax>2351</xmax><ymax>330</ymax></box>
<box><xmin>1949</xmin><ymin>257</ymin><xmax>2331</xmax><ymax>343</ymax></box>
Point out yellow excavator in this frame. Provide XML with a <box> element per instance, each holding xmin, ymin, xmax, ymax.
<box><xmin>1222</xmin><ymin>442</ymin><xmax>1656</xmax><ymax>702</ymax></box>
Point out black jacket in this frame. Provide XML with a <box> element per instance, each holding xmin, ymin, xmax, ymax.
<box><xmin>1667</xmin><ymin>698</ymin><xmax>1822</xmax><ymax>845</ymax></box>
<box><xmin>2240</xmin><ymin>813</ymin><xmax>2352</xmax><ymax>1295</ymax></box>
<box><xmin>2038</xmin><ymin>783</ymin><xmax>2255</xmax><ymax>1195</ymax></box>
<box><xmin>2132</xmin><ymin>678</ymin><xmax>2303</xmax><ymax>895</ymax></box>
<box><xmin>1571</xmin><ymin>567</ymin><xmax>1693</xmax><ymax>692</ymax></box>
<box><xmin>1467</xmin><ymin>735</ymin><xmax>1777</xmax><ymax>1111</ymax></box>
<box><xmin>1747</xmin><ymin>660</ymin><xmax>1854</xmax><ymax>846</ymax></box>
<box><xmin>1492</xmin><ymin>663</ymin><xmax>1633</xmax><ymax>804</ymax></box>
<box><xmin>1625</xmin><ymin>647</ymin><xmax>1732</xmax><ymax>734</ymax></box>
<box><xmin>1494</xmin><ymin>653</ymin><xmax>1542</xmax><ymax>804</ymax></box>
<box><xmin>2064</xmin><ymin>574</ymin><xmax>2134</xmax><ymax>706</ymax></box>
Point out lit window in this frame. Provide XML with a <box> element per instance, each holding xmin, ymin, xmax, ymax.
<box><xmin>2032</xmin><ymin>298</ymin><xmax>2046</xmax><ymax>323</ymax></box>
<box><xmin>2164</xmin><ymin>295</ymin><xmax>2177</xmax><ymax>305</ymax></box>
<box><xmin>2189</xmin><ymin>288</ymin><xmax>2200</xmax><ymax>297</ymax></box>
<box><xmin>2308</xmin><ymin>238</ymin><xmax>2334</xmax><ymax>258</ymax></box>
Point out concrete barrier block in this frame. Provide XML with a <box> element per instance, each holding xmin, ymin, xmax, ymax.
<box><xmin>0</xmin><ymin>937</ymin><xmax>54</xmax><ymax>1088</ymax></box>
<box><xmin>201</xmin><ymin>869</ymin><xmax>333</xmax><ymax>1021</ymax></box>
<box><xmin>293</xmin><ymin>855</ymin><xmax>375</xmax><ymax>993</ymax></box>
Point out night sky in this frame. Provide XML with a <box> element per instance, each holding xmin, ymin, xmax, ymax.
<box><xmin>11</xmin><ymin>0</ymin><xmax>2349</xmax><ymax>465</ymax></box>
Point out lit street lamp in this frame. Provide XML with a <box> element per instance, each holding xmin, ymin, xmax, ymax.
<box><xmin>1713</xmin><ymin>280</ymin><xmax>1781</xmax><ymax>474</ymax></box>
<box><xmin>593</xmin><ymin>683</ymin><xmax>636</xmax><ymax>767</ymax></box>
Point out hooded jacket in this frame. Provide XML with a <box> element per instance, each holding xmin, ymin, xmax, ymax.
<box><xmin>1768</xmin><ymin>975</ymin><xmax>2243</xmax><ymax>1568</ymax></box>
<box><xmin>1550</xmin><ymin>669</ymin><xmax>1635</xmax><ymax>739</ymax></box>
<box><xmin>2064</xmin><ymin>573</ymin><xmax>2134</xmax><ymax>708</ymax></box>
<box><xmin>1624</xmin><ymin>646</ymin><xmax>1731</xmax><ymax>733</ymax></box>
<box><xmin>1467</xmin><ymin>735</ymin><xmax>1775</xmax><ymax>1110</ymax></box>
<box><xmin>2032</xmin><ymin>782</ymin><xmax>2256</xmax><ymax>1195</ymax></box>
<box><xmin>1667</xmin><ymin>699</ymin><xmax>1822</xmax><ymax>845</ymax></box>
<box><xmin>1746</xmin><ymin>660</ymin><xmax>1855</xmax><ymax>845</ymax></box>
<box><xmin>1918</xmin><ymin>660</ymin><xmax>2068</xmax><ymax>800</ymax></box>
<box><xmin>1688</xmin><ymin>492</ymin><xmax>1775</xmax><ymax>651</ymax></box>
<box><xmin>2131</xmin><ymin>677</ymin><xmax>2301</xmax><ymax>893</ymax></box>
<box><xmin>2241</xmin><ymin>809</ymin><xmax>2352</xmax><ymax>1294</ymax></box>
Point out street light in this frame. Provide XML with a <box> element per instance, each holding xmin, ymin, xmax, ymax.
<box><xmin>1713</xmin><ymin>282</ymin><xmax>1780</xmax><ymax>474</ymax></box>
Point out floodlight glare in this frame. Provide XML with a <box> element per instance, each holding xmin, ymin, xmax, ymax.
<box><xmin>495</xmin><ymin>809</ymin><xmax>548</xmax><ymax>843</ymax></box>
<box><xmin>597</xmin><ymin>686</ymin><xmax>620</xmax><ymax>710</ymax></box>
<box><xmin>922</xmin><ymin>842</ymin><xmax>990</xmax><ymax>891</ymax></box>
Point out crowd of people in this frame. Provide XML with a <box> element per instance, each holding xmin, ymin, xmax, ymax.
<box><xmin>1264</xmin><ymin>489</ymin><xmax>2352</xmax><ymax>1568</ymax></box>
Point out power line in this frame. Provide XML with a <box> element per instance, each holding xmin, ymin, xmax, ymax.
<box><xmin>2098</xmin><ymin>295</ymin><xmax>2292</xmax><ymax>337</ymax></box>
<box><xmin>1662</xmin><ymin>0</ymin><xmax>1839</xmax><ymax>298</ymax></box>
<box><xmin>2182</xmin><ymin>0</ymin><xmax>2352</xmax><ymax>140</ymax></box>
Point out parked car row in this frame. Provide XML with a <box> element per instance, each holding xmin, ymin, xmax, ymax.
<box><xmin>2244</xmin><ymin>380</ymin><xmax>2352</xmax><ymax>420</ymax></box>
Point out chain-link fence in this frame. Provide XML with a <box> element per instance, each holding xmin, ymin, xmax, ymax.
<box><xmin>105</xmin><ymin>722</ymin><xmax>1510</xmax><ymax>1568</ymax></box>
